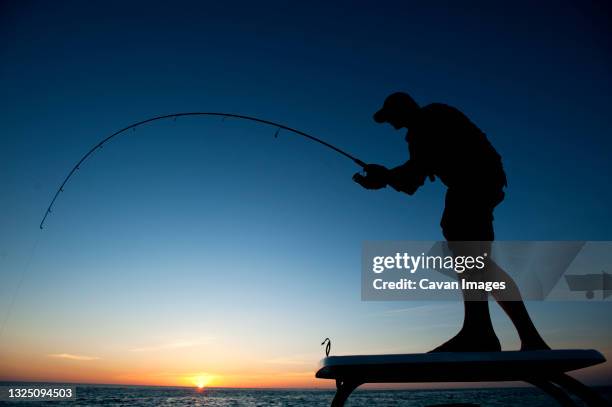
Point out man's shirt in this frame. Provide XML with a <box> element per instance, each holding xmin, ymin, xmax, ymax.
<box><xmin>389</xmin><ymin>103</ymin><xmax>507</xmax><ymax>194</ymax></box>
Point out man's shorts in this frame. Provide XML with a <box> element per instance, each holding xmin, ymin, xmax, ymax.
<box><xmin>440</xmin><ymin>187</ymin><xmax>505</xmax><ymax>241</ymax></box>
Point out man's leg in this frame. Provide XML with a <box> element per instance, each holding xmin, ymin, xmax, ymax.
<box><xmin>486</xmin><ymin>259</ymin><xmax>550</xmax><ymax>350</ymax></box>
<box><xmin>432</xmin><ymin>241</ymin><xmax>550</xmax><ymax>351</ymax></box>
<box><xmin>430</xmin><ymin>193</ymin><xmax>501</xmax><ymax>352</ymax></box>
<box><xmin>432</xmin><ymin>189</ymin><xmax>550</xmax><ymax>352</ymax></box>
<box><xmin>447</xmin><ymin>237</ymin><xmax>549</xmax><ymax>350</ymax></box>
<box><xmin>430</xmin><ymin>295</ymin><xmax>502</xmax><ymax>352</ymax></box>
<box><xmin>430</xmin><ymin>240</ymin><xmax>501</xmax><ymax>352</ymax></box>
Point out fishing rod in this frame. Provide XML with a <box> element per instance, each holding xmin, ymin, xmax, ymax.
<box><xmin>39</xmin><ymin>112</ymin><xmax>366</xmax><ymax>230</ymax></box>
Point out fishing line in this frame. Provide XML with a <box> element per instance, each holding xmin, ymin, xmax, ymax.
<box><xmin>39</xmin><ymin>112</ymin><xmax>366</xmax><ymax>229</ymax></box>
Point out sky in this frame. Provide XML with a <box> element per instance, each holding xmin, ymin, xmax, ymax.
<box><xmin>1</xmin><ymin>0</ymin><xmax>611</xmax><ymax>389</ymax></box>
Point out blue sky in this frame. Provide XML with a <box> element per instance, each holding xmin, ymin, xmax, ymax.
<box><xmin>1</xmin><ymin>0</ymin><xmax>611</xmax><ymax>387</ymax></box>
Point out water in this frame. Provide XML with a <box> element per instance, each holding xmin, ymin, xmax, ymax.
<box><xmin>1</xmin><ymin>384</ymin><xmax>610</xmax><ymax>406</ymax></box>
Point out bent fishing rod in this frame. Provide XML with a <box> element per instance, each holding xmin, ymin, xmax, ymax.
<box><xmin>39</xmin><ymin>112</ymin><xmax>367</xmax><ymax>230</ymax></box>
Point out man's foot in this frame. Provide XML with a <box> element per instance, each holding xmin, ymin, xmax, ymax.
<box><xmin>429</xmin><ymin>329</ymin><xmax>502</xmax><ymax>353</ymax></box>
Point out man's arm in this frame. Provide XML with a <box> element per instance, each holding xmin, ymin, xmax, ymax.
<box><xmin>353</xmin><ymin>160</ymin><xmax>427</xmax><ymax>194</ymax></box>
<box><xmin>386</xmin><ymin>160</ymin><xmax>427</xmax><ymax>195</ymax></box>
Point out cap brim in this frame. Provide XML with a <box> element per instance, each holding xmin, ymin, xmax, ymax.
<box><xmin>373</xmin><ymin>109</ymin><xmax>387</xmax><ymax>123</ymax></box>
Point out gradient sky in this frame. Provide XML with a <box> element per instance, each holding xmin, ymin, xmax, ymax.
<box><xmin>1</xmin><ymin>0</ymin><xmax>611</xmax><ymax>388</ymax></box>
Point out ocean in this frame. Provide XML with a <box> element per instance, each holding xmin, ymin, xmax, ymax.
<box><xmin>1</xmin><ymin>384</ymin><xmax>611</xmax><ymax>406</ymax></box>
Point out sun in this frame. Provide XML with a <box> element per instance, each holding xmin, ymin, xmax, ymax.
<box><xmin>191</xmin><ymin>374</ymin><xmax>213</xmax><ymax>389</ymax></box>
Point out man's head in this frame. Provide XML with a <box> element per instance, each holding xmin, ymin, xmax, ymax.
<box><xmin>373</xmin><ymin>92</ymin><xmax>419</xmax><ymax>129</ymax></box>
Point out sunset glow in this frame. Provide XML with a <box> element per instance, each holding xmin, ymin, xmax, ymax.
<box><xmin>191</xmin><ymin>374</ymin><xmax>213</xmax><ymax>389</ymax></box>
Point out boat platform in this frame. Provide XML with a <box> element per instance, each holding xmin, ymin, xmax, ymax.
<box><xmin>315</xmin><ymin>350</ymin><xmax>608</xmax><ymax>406</ymax></box>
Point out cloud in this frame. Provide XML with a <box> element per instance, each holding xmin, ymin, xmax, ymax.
<box><xmin>129</xmin><ymin>338</ymin><xmax>213</xmax><ymax>352</ymax></box>
<box><xmin>48</xmin><ymin>353</ymin><xmax>100</xmax><ymax>361</ymax></box>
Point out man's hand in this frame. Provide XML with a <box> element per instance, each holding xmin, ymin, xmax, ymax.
<box><xmin>353</xmin><ymin>164</ymin><xmax>389</xmax><ymax>190</ymax></box>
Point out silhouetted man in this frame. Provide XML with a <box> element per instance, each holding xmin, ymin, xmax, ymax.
<box><xmin>354</xmin><ymin>92</ymin><xmax>549</xmax><ymax>352</ymax></box>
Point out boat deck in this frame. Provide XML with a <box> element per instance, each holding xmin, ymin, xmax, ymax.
<box><xmin>315</xmin><ymin>350</ymin><xmax>608</xmax><ymax>406</ymax></box>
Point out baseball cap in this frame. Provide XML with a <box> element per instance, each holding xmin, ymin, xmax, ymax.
<box><xmin>373</xmin><ymin>92</ymin><xmax>418</xmax><ymax>123</ymax></box>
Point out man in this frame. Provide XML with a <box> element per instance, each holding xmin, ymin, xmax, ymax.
<box><xmin>354</xmin><ymin>92</ymin><xmax>549</xmax><ymax>352</ymax></box>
